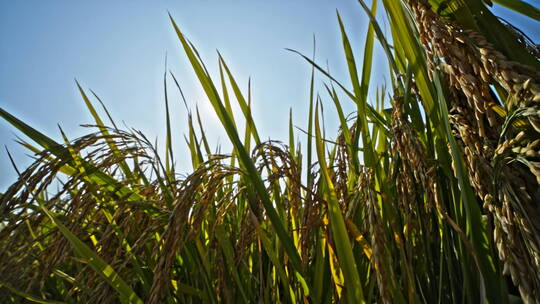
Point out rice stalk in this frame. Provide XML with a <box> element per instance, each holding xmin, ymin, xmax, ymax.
<box><xmin>1</xmin><ymin>1</ymin><xmax>539</xmax><ymax>303</ymax></box>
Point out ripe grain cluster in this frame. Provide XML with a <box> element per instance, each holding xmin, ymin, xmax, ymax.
<box><xmin>1</xmin><ymin>0</ymin><xmax>539</xmax><ymax>303</ymax></box>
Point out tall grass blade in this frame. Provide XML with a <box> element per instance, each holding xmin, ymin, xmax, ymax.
<box><xmin>168</xmin><ymin>14</ymin><xmax>303</xmax><ymax>274</ymax></box>
<box><xmin>314</xmin><ymin>101</ymin><xmax>364</xmax><ymax>303</ymax></box>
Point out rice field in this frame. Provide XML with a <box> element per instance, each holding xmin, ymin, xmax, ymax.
<box><xmin>1</xmin><ymin>0</ymin><xmax>539</xmax><ymax>303</ymax></box>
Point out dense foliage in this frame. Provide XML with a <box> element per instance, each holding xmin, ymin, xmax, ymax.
<box><xmin>1</xmin><ymin>0</ymin><xmax>539</xmax><ymax>303</ymax></box>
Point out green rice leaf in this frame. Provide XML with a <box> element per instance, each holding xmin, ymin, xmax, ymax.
<box><xmin>314</xmin><ymin>101</ymin><xmax>364</xmax><ymax>303</ymax></box>
<box><xmin>0</xmin><ymin>281</ymin><xmax>66</xmax><ymax>304</ymax></box>
<box><xmin>492</xmin><ymin>0</ymin><xmax>540</xmax><ymax>21</ymax></box>
<box><xmin>169</xmin><ymin>15</ymin><xmax>303</xmax><ymax>274</ymax></box>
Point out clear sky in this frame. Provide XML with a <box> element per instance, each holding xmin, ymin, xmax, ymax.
<box><xmin>1</xmin><ymin>0</ymin><xmax>538</xmax><ymax>190</ymax></box>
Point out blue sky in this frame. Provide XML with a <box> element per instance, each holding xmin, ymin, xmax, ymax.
<box><xmin>0</xmin><ymin>0</ymin><xmax>538</xmax><ymax>190</ymax></box>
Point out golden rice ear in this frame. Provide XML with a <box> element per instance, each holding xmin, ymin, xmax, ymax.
<box><xmin>409</xmin><ymin>2</ymin><xmax>540</xmax><ymax>301</ymax></box>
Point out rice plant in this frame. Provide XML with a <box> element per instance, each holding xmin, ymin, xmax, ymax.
<box><xmin>1</xmin><ymin>0</ymin><xmax>539</xmax><ymax>303</ymax></box>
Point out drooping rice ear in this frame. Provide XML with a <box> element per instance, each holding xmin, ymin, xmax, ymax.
<box><xmin>409</xmin><ymin>2</ymin><xmax>540</xmax><ymax>300</ymax></box>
